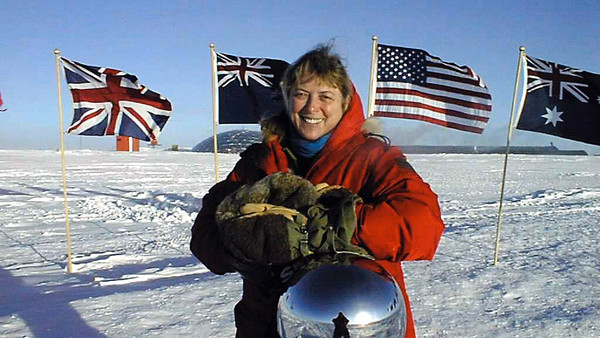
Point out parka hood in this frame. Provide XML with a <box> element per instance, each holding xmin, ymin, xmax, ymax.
<box><xmin>323</xmin><ymin>85</ymin><xmax>366</xmax><ymax>153</ymax></box>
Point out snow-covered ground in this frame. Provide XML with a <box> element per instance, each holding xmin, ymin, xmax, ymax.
<box><xmin>0</xmin><ymin>149</ymin><xmax>598</xmax><ymax>337</ymax></box>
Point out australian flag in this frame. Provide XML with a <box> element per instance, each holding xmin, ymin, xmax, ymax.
<box><xmin>217</xmin><ymin>52</ymin><xmax>289</xmax><ymax>124</ymax></box>
<box><xmin>60</xmin><ymin>57</ymin><xmax>172</xmax><ymax>142</ymax></box>
<box><xmin>516</xmin><ymin>55</ymin><xmax>600</xmax><ymax>146</ymax></box>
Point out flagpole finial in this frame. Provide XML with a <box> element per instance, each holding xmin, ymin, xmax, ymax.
<box><xmin>209</xmin><ymin>43</ymin><xmax>215</xmax><ymax>49</ymax></box>
<box><xmin>372</xmin><ymin>35</ymin><xmax>378</xmax><ymax>41</ymax></box>
<box><xmin>519</xmin><ymin>46</ymin><xmax>525</xmax><ymax>52</ymax></box>
<box><xmin>54</xmin><ymin>49</ymin><xmax>61</xmax><ymax>55</ymax></box>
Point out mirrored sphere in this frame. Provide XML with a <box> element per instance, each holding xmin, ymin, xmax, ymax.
<box><xmin>277</xmin><ymin>259</ymin><xmax>406</xmax><ymax>337</ymax></box>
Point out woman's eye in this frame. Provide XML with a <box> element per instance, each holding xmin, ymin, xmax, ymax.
<box><xmin>293</xmin><ymin>92</ymin><xmax>307</xmax><ymax>98</ymax></box>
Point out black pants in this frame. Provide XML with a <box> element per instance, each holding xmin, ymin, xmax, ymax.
<box><xmin>234</xmin><ymin>279</ymin><xmax>281</xmax><ymax>338</ymax></box>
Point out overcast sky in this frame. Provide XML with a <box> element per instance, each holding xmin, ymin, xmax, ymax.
<box><xmin>1</xmin><ymin>0</ymin><xmax>598</xmax><ymax>154</ymax></box>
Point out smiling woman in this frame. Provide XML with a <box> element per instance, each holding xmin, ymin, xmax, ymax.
<box><xmin>287</xmin><ymin>78</ymin><xmax>345</xmax><ymax>142</ymax></box>
<box><xmin>190</xmin><ymin>43</ymin><xmax>445</xmax><ymax>338</ymax></box>
<box><xmin>280</xmin><ymin>45</ymin><xmax>353</xmax><ymax>143</ymax></box>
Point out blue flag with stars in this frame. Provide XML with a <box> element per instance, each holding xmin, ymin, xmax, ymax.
<box><xmin>516</xmin><ymin>55</ymin><xmax>600</xmax><ymax>146</ymax></box>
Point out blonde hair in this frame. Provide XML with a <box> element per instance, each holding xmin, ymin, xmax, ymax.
<box><xmin>280</xmin><ymin>44</ymin><xmax>353</xmax><ymax>111</ymax></box>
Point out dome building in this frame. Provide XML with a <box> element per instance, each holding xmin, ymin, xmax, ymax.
<box><xmin>192</xmin><ymin>129</ymin><xmax>262</xmax><ymax>154</ymax></box>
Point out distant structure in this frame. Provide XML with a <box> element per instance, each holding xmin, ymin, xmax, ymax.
<box><xmin>193</xmin><ymin>129</ymin><xmax>262</xmax><ymax>153</ymax></box>
<box><xmin>399</xmin><ymin>145</ymin><xmax>587</xmax><ymax>155</ymax></box>
<box><xmin>116</xmin><ymin>136</ymin><xmax>140</xmax><ymax>152</ymax></box>
<box><xmin>192</xmin><ymin>129</ymin><xmax>588</xmax><ymax>156</ymax></box>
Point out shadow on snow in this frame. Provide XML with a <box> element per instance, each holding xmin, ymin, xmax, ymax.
<box><xmin>0</xmin><ymin>255</ymin><xmax>217</xmax><ymax>337</ymax></box>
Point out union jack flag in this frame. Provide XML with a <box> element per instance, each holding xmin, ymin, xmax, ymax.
<box><xmin>60</xmin><ymin>57</ymin><xmax>172</xmax><ymax>141</ymax></box>
<box><xmin>517</xmin><ymin>55</ymin><xmax>600</xmax><ymax>146</ymax></box>
<box><xmin>216</xmin><ymin>52</ymin><xmax>289</xmax><ymax>124</ymax></box>
<box><xmin>526</xmin><ymin>56</ymin><xmax>590</xmax><ymax>102</ymax></box>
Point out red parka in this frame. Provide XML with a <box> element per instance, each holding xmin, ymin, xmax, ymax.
<box><xmin>191</xmin><ymin>89</ymin><xmax>445</xmax><ymax>338</ymax></box>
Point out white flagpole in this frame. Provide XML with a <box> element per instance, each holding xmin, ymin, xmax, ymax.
<box><xmin>366</xmin><ymin>35</ymin><xmax>379</xmax><ymax>118</ymax></box>
<box><xmin>494</xmin><ymin>46</ymin><xmax>526</xmax><ymax>265</ymax></box>
<box><xmin>54</xmin><ymin>49</ymin><xmax>73</xmax><ymax>273</ymax></box>
<box><xmin>209</xmin><ymin>43</ymin><xmax>220</xmax><ymax>183</ymax></box>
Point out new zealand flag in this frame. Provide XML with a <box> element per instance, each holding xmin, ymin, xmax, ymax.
<box><xmin>217</xmin><ymin>52</ymin><xmax>289</xmax><ymax>124</ymax></box>
<box><xmin>516</xmin><ymin>55</ymin><xmax>600</xmax><ymax>146</ymax></box>
<box><xmin>60</xmin><ymin>57</ymin><xmax>172</xmax><ymax>142</ymax></box>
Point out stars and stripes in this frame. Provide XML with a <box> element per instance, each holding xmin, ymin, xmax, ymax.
<box><xmin>216</xmin><ymin>52</ymin><xmax>289</xmax><ymax>124</ymax></box>
<box><xmin>516</xmin><ymin>55</ymin><xmax>600</xmax><ymax>146</ymax></box>
<box><xmin>60</xmin><ymin>57</ymin><xmax>172</xmax><ymax>141</ymax></box>
<box><xmin>374</xmin><ymin>44</ymin><xmax>492</xmax><ymax>134</ymax></box>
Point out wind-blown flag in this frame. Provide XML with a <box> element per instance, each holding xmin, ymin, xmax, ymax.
<box><xmin>0</xmin><ymin>91</ymin><xmax>5</xmax><ymax>111</ymax></box>
<box><xmin>516</xmin><ymin>55</ymin><xmax>600</xmax><ymax>146</ymax></box>
<box><xmin>217</xmin><ymin>52</ymin><xmax>289</xmax><ymax>124</ymax></box>
<box><xmin>374</xmin><ymin>44</ymin><xmax>492</xmax><ymax>133</ymax></box>
<box><xmin>60</xmin><ymin>57</ymin><xmax>172</xmax><ymax>142</ymax></box>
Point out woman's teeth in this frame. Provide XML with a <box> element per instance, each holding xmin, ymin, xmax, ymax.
<box><xmin>302</xmin><ymin>117</ymin><xmax>323</xmax><ymax>124</ymax></box>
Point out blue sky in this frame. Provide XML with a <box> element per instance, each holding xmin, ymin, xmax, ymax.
<box><xmin>1</xmin><ymin>0</ymin><xmax>598</xmax><ymax>153</ymax></box>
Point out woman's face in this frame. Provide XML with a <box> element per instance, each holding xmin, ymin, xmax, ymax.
<box><xmin>287</xmin><ymin>77</ymin><xmax>345</xmax><ymax>141</ymax></box>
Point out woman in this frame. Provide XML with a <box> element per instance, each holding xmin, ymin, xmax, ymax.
<box><xmin>191</xmin><ymin>44</ymin><xmax>445</xmax><ymax>337</ymax></box>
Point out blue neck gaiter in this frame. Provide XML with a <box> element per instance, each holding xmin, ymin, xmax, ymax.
<box><xmin>289</xmin><ymin>133</ymin><xmax>332</xmax><ymax>158</ymax></box>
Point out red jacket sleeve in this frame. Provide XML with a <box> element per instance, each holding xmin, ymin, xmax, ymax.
<box><xmin>354</xmin><ymin>146</ymin><xmax>444</xmax><ymax>262</ymax></box>
<box><xmin>190</xmin><ymin>179</ymin><xmax>240</xmax><ymax>275</ymax></box>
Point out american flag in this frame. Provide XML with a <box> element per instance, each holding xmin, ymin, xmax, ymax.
<box><xmin>216</xmin><ymin>52</ymin><xmax>288</xmax><ymax>124</ymax></box>
<box><xmin>374</xmin><ymin>44</ymin><xmax>492</xmax><ymax>134</ymax></box>
<box><xmin>60</xmin><ymin>57</ymin><xmax>172</xmax><ymax>141</ymax></box>
<box><xmin>516</xmin><ymin>55</ymin><xmax>600</xmax><ymax>146</ymax></box>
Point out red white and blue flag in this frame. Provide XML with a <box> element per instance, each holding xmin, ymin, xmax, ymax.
<box><xmin>516</xmin><ymin>55</ymin><xmax>600</xmax><ymax>146</ymax></box>
<box><xmin>60</xmin><ymin>57</ymin><xmax>172</xmax><ymax>141</ymax></box>
<box><xmin>217</xmin><ymin>52</ymin><xmax>288</xmax><ymax>124</ymax></box>
<box><xmin>374</xmin><ymin>44</ymin><xmax>492</xmax><ymax>133</ymax></box>
<box><xmin>0</xmin><ymin>91</ymin><xmax>5</xmax><ymax>111</ymax></box>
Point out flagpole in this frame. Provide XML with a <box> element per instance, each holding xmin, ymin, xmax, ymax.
<box><xmin>367</xmin><ymin>35</ymin><xmax>379</xmax><ymax>118</ymax></box>
<box><xmin>494</xmin><ymin>46</ymin><xmax>526</xmax><ymax>265</ymax></box>
<box><xmin>54</xmin><ymin>49</ymin><xmax>73</xmax><ymax>273</ymax></box>
<box><xmin>209</xmin><ymin>43</ymin><xmax>220</xmax><ymax>183</ymax></box>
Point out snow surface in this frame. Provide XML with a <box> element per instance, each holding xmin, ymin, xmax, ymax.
<box><xmin>0</xmin><ymin>149</ymin><xmax>598</xmax><ymax>337</ymax></box>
